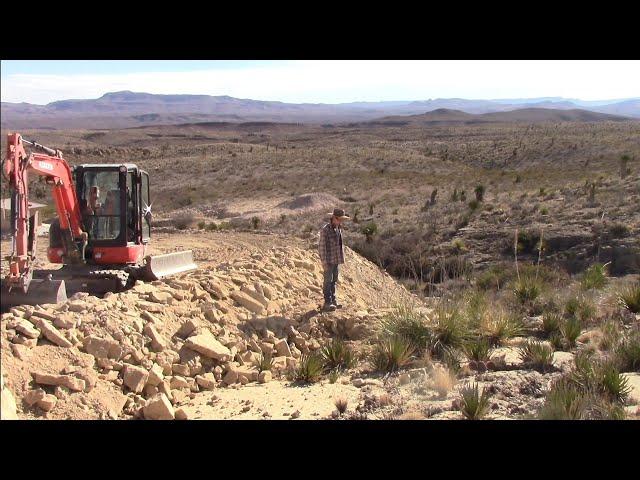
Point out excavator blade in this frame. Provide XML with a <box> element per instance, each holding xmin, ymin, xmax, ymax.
<box><xmin>138</xmin><ymin>250</ymin><xmax>197</xmax><ymax>282</ymax></box>
<box><xmin>0</xmin><ymin>278</ymin><xmax>67</xmax><ymax>312</ymax></box>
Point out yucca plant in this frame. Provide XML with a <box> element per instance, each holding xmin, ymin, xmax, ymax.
<box><xmin>518</xmin><ymin>340</ymin><xmax>555</xmax><ymax>372</ymax></box>
<box><xmin>441</xmin><ymin>345</ymin><xmax>462</xmax><ymax>375</ymax></box>
<box><xmin>459</xmin><ymin>383</ymin><xmax>491</xmax><ymax>420</ymax></box>
<box><xmin>538</xmin><ymin>378</ymin><xmax>588</xmax><ymax>420</ymax></box>
<box><xmin>589</xmin><ymin>399</ymin><xmax>627</xmax><ymax>420</ymax></box>
<box><xmin>430</xmin><ymin>304</ymin><xmax>469</xmax><ymax>357</ymax></box>
<box><xmin>481</xmin><ymin>312</ymin><xmax>523</xmax><ymax>346</ymax></box>
<box><xmin>379</xmin><ymin>304</ymin><xmax>432</xmax><ymax>353</ymax></box>
<box><xmin>292</xmin><ymin>353</ymin><xmax>324</xmax><ymax>383</ymax></box>
<box><xmin>580</xmin><ymin>263</ymin><xmax>608</xmax><ymax>291</ymax></box>
<box><xmin>464</xmin><ymin>337</ymin><xmax>493</xmax><ymax>362</ymax></box>
<box><xmin>561</xmin><ymin>316</ymin><xmax>582</xmax><ymax>349</ymax></box>
<box><xmin>618</xmin><ymin>282</ymin><xmax>640</xmax><ymax>313</ymax></box>
<box><xmin>513</xmin><ymin>275</ymin><xmax>543</xmax><ymax>304</ymax></box>
<box><xmin>564</xmin><ymin>295</ymin><xmax>595</xmax><ymax>323</ymax></box>
<box><xmin>613</xmin><ymin>332</ymin><xmax>640</xmax><ymax>372</ymax></box>
<box><xmin>599</xmin><ymin>320</ymin><xmax>621</xmax><ymax>351</ymax></box>
<box><xmin>597</xmin><ymin>362</ymin><xmax>631</xmax><ymax>403</ymax></box>
<box><xmin>256</xmin><ymin>352</ymin><xmax>274</xmax><ymax>373</ymax></box>
<box><xmin>370</xmin><ymin>335</ymin><xmax>414</xmax><ymax>373</ymax></box>
<box><xmin>320</xmin><ymin>338</ymin><xmax>356</xmax><ymax>371</ymax></box>
<box><xmin>542</xmin><ymin>312</ymin><xmax>562</xmax><ymax>337</ymax></box>
<box><xmin>328</xmin><ymin>368</ymin><xmax>340</xmax><ymax>384</ymax></box>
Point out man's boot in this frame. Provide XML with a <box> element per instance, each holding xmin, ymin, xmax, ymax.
<box><xmin>322</xmin><ymin>303</ymin><xmax>337</xmax><ymax>312</ymax></box>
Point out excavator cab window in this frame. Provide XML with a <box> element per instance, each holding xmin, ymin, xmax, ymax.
<box><xmin>79</xmin><ymin>170</ymin><xmax>122</xmax><ymax>241</ymax></box>
<box><xmin>140</xmin><ymin>171</ymin><xmax>151</xmax><ymax>242</ymax></box>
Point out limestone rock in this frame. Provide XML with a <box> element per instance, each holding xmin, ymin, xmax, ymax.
<box><xmin>230</xmin><ymin>291</ymin><xmax>265</xmax><ymax>315</ymax></box>
<box><xmin>83</xmin><ymin>335</ymin><xmax>122</xmax><ymax>360</ymax></box>
<box><xmin>274</xmin><ymin>338</ymin><xmax>292</xmax><ymax>357</ymax></box>
<box><xmin>32</xmin><ymin>372</ymin><xmax>86</xmax><ymax>392</ymax></box>
<box><xmin>37</xmin><ymin>394</ymin><xmax>58</xmax><ymax>412</ymax></box>
<box><xmin>32</xmin><ymin>319</ymin><xmax>73</xmax><ymax>347</ymax></box>
<box><xmin>143</xmin><ymin>324</ymin><xmax>166</xmax><ymax>351</ymax></box>
<box><xmin>143</xmin><ymin>393</ymin><xmax>175</xmax><ymax>420</ymax></box>
<box><xmin>123</xmin><ymin>365</ymin><xmax>149</xmax><ymax>393</ymax></box>
<box><xmin>185</xmin><ymin>333</ymin><xmax>232</xmax><ymax>361</ymax></box>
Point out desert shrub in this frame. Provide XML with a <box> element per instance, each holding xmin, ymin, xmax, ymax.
<box><xmin>441</xmin><ymin>346</ymin><xmax>462</xmax><ymax>374</ymax></box>
<box><xmin>256</xmin><ymin>352</ymin><xmax>274</xmax><ymax>373</ymax></box>
<box><xmin>468</xmin><ymin>199</ymin><xmax>480</xmax><ymax>211</ymax></box>
<box><xmin>197</xmin><ymin>221</ymin><xmax>206</xmax><ymax>229</ymax></box>
<box><xmin>560</xmin><ymin>316</ymin><xmax>582</xmax><ymax>349</ymax></box>
<box><xmin>542</xmin><ymin>312</ymin><xmax>562</xmax><ymax>337</ymax></box>
<box><xmin>379</xmin><ymin>304</ymin><xmax>431</xmax><ymax>353</ymax></box>
<box><xmin>172</xmin><ymin>212</ymin><xmax>194</xmax><ymax>230</ymax></box>
<box><xmin>360</xmin><ymin>221</ymin><xmax>378</xmax><ymax>242</ymax></box>
<box><xmin>608</xmin><ymin>223</ymin><xmax>629</xmax><ymax>238</ymax></box>
<box><xmin>613</xmin><ymin>332</ymin><xmax>640</xmax><ymax>372</ymax></box>
<box><xmin>599</xmin><ymin>320</ymin><xmax>621</xmax><ymax>351</ymax></box>
<box><xmin>370</xmin><ymin>335</ymin><xmax>414</xmax><ymax>373</ymax></box>
<box><xmin>597</xmin><ymin>362</ymin><xmax>631</xmax><ymax>403</ymax></box>
<box><xmin>538</xmin><ymin>378</ymin><xmax>588</xmax><ymax>420</ymax></box>
<box><xmin>291</xmin><ymin>353</ymin><xmax>324</xmax><ymax>383</ymax></box>
<box><xmin>464</xmin><ymin>337</ymin><xmax>492</xmax><ymax>362</ymax></box>
<box><xmin>206</xmin><ymin>222</ymin><xmax>218</xmax><ymax>231</ymax></box>
<box><xmin>459</xmin><ymin>383</ymin><xmax>491</xmax><ymax>420</ymax></box>
<box><xmin>564</xmin><ymin>295</ymin><xmax>595</xmax><ymax>323</ymax></box>
<box><xmin>513</xmin><ymin>275</ymin><xmax>543</xmax><ymax>304</ymax></box>
<box><xmin>617</xmin><ymin>282</ymin><xmax>640</xmax><ymax>313</ymax></box>
<box><xmin>430</xmin><ymin>304</ymin><xmax>469</xmax><ymax>357</ymax></box>
<box><xmin>540</xmin><ymin>207</ymin><xmax>549</xmax><ymax>215</ymax></box>
<box><xmin>320</xmin><ymin>338</ymin><xmax>356</xmax><ymax>371</ymax></box>
<box><xmin>481</xmin><ymin>312</ymin><xmax>523</xmax><ymax>346</ymax></box>
<box><xmin>580</xmin><ymin>263</ymin><xmax>608</xmax><ymax>290</ymax></box>
<box><xmin>519</xmin><ymin>340</ymin><xmax>555</xmax><ymax>372</ymax></box>
<box><xmin>476</xmin><ymin>264</ymin><xmax>512</xmax><ymax>290</ymax></box>
<box><xmin>251</xmin><ymin>216</ymin><xmax>261</xmax><ymax>229</ymax></box>
<box><xmin>451</xmin><ymin>239</ymin><xmax>466</xmax><ymax>253</ymax></box>
<box><xmin>328</xmin><ymin>369</ymin><xmax>340</xmax><ymax>384</ymax></box>
<box><xmin>474</xmin><ymin>184</ymin><xmax>485</xmax><ymax>202</ymax></box>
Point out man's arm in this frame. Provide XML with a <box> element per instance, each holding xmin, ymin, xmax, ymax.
<box><xmin>318</xmin><ymin>227</ymin><xmax>327</xmax><ymax>266</ymax></box>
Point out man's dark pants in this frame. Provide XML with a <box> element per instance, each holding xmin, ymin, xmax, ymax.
<box><xmin>323</xmin><ymin>263</ymin><xmax>339</xmax><ymax>305</ymax></box>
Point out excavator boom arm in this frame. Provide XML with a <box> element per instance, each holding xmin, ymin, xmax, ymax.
<box><xmin>2</xmin><ymin>133</ymin><xmax>86</xmax><ymax>291</ymax></box>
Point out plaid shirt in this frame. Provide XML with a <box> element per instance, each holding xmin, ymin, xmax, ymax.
<box><xmin>318</xmin><ymin>223</ymin><xmax>345</xmax><ymax>266</ymax></box>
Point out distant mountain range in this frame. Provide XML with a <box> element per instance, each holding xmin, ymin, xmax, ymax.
<box><xmin>2</xmin><ymin>91</ymin><xmax>638</xmax><ymax>129</ymax></box>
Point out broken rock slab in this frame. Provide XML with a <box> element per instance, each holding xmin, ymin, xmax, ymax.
<box><xmin>83</xmin><ymin>335</ymin><xmax>123</xmax><ymax>360</ymax></box>
<box><xmin>184</xmin><ymin>333</ymin><xmax>232</xmax><ymax>361</ymax></box>
<box><xmin>32</xmin><ymin>372</ymin><xmax>86</xmax><ymax>392</ymax></box>
<box><xmin>123</xmin><ymin>365</ymin><xmax>149</xmax><ymax>393</ymax></box>
<box><xmin>31</xmin><ymin>318</ymin><xmax>73</xmax><ymax>348</ymax></box>
<box><xmin>143</xmin><ymin>393</ymin><xmax>175</xmax><ymax>420</ymax></box>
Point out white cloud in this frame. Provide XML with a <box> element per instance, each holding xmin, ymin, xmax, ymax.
<box><xmin>1</xmin><ymin>60</ymin><xmax>639</xmax><ymax>104</ymax></box>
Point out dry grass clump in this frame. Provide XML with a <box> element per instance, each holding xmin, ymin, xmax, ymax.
<box><xmin>580</xmin><ymin>263</ymin><xmax>608</xmax><ymax>291</ymax></box>
<box><xmin>334</xmin><ymin>397</ymin><xmax>349</xmax><ymax>415</ymax></box>
<box><xmin>431</xmin><ymin>367</ymin><xmax>457</xmax><ymax>398</ymax></box>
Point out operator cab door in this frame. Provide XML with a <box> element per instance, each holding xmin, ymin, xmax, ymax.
<box><xmin>139</xmin><ymin>170</ymin><xmax>151</xmax><ymax>243</ymax></box>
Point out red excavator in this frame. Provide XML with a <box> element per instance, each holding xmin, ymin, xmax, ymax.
<box><xmin>1</xmin><ymin>132</ymin><xmax>197</xmax><ymax>311</ymax></box>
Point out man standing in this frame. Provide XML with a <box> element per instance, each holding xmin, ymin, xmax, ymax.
<box><xmin>318</xmin><ymin>208</ymin><xmax>350</xmax><ymax>312</ymax></box>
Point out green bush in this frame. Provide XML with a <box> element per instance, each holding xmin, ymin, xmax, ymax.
<box><xmin>598</xmin><ymin>362</ymin><xmax>631</xmax><ymax>403</ymax></box>
<box><xmin>561</xmin><ymin>316</ymin><xmax>582</xmax><ymax>349</ymax></box>
<box><xmin>580</xmin><ymin>263</ymin><xmax>608</xmax><ymax>291</ymax></box>
<box><xmin>464</xmin><ymin>337</ymin><xmax>492</xmax><ymax>362</ymax></box>
<box><xmin>542</xmin><ymin>313</ymin><xmax>562</xmax><ymax>337</ymax></box>
<box><xmin>430</xmin><ymin>304</ymin><xmax>469</xmax><ymax>357</ymax></box>
<box><xmin>564</xmin><ymin>295</ymin><xmax>595</xmax><ymax>323</ymax></box>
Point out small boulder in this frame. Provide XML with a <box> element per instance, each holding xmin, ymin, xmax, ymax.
<box><xmin>143</xmin><ymin>393</ymin><xmax>175</xmax><ymax>420</ymax></box>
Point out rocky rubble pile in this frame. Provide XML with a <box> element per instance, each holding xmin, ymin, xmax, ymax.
<box><xmin>1</xmin><ymin>244</ymin><xmax>411</xmax><ymax>420</ymax></box>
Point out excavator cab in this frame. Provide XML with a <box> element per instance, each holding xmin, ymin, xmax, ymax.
<box><xmin>48</xmin><ymin>164</ymin><xmax>151</xmax><ymax>265</ymax></box>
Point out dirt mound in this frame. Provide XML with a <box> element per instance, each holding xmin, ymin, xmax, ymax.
<box><xmin>277</xmin><ymin>193</ymin><xmax>341</xmax><ymax>212</ymax></box>
<box><xmin>0</xmin><ymin>236</ymin><xmax>413</xmax><ymax>420</ymax></box>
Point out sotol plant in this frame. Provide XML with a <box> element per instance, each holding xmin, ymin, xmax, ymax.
<box><xmin>320</xmin><ymin>338</ymin><xmax>356</xmax><ymax>371</ymax></box>
<box><xmin>370</xmin><ymin>335</ymin><xmax>414</xmax><ymax>373</ymax></box>
<box><xmin>292</xmin><ymin>353</ymin><xmax>324</xmax><ymax>383</ymax></box>
<box><xmin>459</xmin><ymin>383</ymin><xmax>491</xmax><ymax>420</ymax></box>
<box><xmin>519</xmin><ymin>340</ymin><xmax>555</xmax><ymax>372</ymax></box>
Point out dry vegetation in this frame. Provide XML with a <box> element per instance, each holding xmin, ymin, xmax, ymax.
<box><xmin>1</xmin><ymin>118</ymin><xmax>639</xmax><ymax>420</ymax></box>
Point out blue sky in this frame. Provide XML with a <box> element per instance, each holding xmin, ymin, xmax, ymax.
<box><xmin>1</xmin><ymin>60</ymin><xmax>638</xmax><ymax>105</ymax></box>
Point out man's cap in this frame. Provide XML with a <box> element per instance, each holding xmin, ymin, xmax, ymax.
<box><xmin>327</xmin><ymin>208</ymin><xmax>350</xmax><ymax>219</ymax></box>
